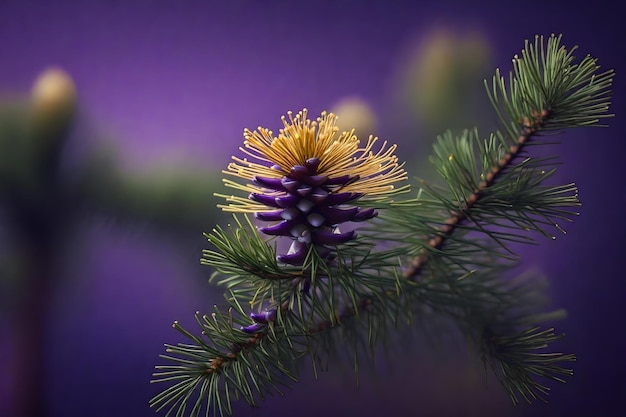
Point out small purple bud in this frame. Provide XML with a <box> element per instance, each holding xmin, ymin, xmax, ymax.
<box><xmin>259</xmin><ymin>219</ymin><xmax>297</xmax><ymax>236</ymax></box>
<box><xmin>351</xmin><ymin>208</ymin><xmax>378</xmax><ymax>222</ymax></box>
<box><xmin>278</xmin><ymin>241</ymin><xmax>308</xmax><ymax>265</ymax></box>
<box><xmin>297</xmin><ymin>229</ymin><xmax>312</xmax><ymax>244</ymax></box>
<box><xmin>296</xmin><ymin>199</ymin><xmax>314</xmax><ymax>213</ymax></box>
<box><xmin>267</xmin><ymin>309</ymin><xmax>277</xmax><ymax>321</ymax></box>
<box><xmin>253</xmin><ymin>176</ymin><xmax>286</xmax><ymax>191</ymax></box>
<box><xmin>307</xmin><ymin>213</ymin><xmax>325</xmax><ymax>227</ymax></box>
<box><xmin>249</xmin><ymin>312</ymin><xmax>267</xmax><ymax>323</ymax></box>
<box><xmin>270</xmin><ymin>164</ymin><xmax>283</xmax><ymax>171</ymax></box>
<box><xmin>277</xmin><ymin>249</ymin><xmax>308</xmax><ymax>265</ymax></box>
<box><xmin>275</xmin><ymin>194</ymin><xmax>300</xmax><ymax>207</ymax></box>
<box><xmin>318</xmin><ymin>206</ymin><xmax>360</xmax><ymax>225</ymax></box>
<box><xmin>290</xmin><ymin>165</ymin><xmax>309</xmax><ymax>181</ymax></box>
<box><xmin>305</xmin><ymin>157</ymin><xmax>321</xmax><ymax>174</ymax></box>
<box><xmin>281</xmin><ymin>178</ymin><xmax>300</xmax><ymax>192</ymax></box>
<box><xmin>291</xmin><ymin>240</ymin><xmax>307</xmax><ymax>252</ymax></box>
<box><xmin>255</xmin><ymin>210</ymin><xmax>284</xmax><ymax>221</ymax></box>
<box><xmin>310</xmin><ymin>188</ymin><xmax>329</xmax><ymax>204</ymax></box>
<box><xmin>280</xmin><ymin>207</ymin><xmax>300</xmax><ymax>220</ymax></box>
<box><xmin>289</xmin><ymin>224</ymin><xmax>309</xmax><ymax>238</ymax></box>
<box><xmin>312</xmin><ymin>229</ymin><xmax>355</xmax><ymax>245</ymax></box>
<box><xmin>249</xmin><ymin>193</ymin><xmax>282</xmax><ymax>208</ymax></box>
<box><xmin>296</xmin><ymin>185</ymin><xmax>313</xmax><ymax>196</ymax></box>
<box><xmin>241</xmin><ymin>322</ymin><xmax>265</xmax><ymax>334</ymax></box>
<box><xmin>250</xmin><ymin>308</ymin><xmax>277</xmax><ymax>324</ymax></box>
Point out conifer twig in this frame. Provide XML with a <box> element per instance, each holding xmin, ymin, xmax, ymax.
<box><xmin>406</xmin><ymin>109</ymin><xmax>551</xmax><ymax>279</ymax></box>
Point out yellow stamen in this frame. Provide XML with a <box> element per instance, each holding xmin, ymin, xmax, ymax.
<box><xmin>221</xmin><ymin>109</ymin><xmax>408</xmax><ymax>212</ymax></box>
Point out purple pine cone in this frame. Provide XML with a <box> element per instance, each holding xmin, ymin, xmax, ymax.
<box><xmin>222</xmin><ymin>109</ymin><xmax>408</xmax><ymax>266</ymax></box>
<box><xmin>254</xmin><ymin>162</ymin><xmax>375</xmax><ymax>264</ymax></box>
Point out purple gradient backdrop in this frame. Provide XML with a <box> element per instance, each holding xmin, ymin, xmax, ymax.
<box><xmin>1</xmin><ymin>1</ymin><xmax>624</xmax><ymax>416</ymax></box>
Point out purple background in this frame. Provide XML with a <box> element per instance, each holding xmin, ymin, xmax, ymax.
<box><xmin>1</xmin><ymin>1</ymin><xmax>624</xmax><ymax>416</ymax></box>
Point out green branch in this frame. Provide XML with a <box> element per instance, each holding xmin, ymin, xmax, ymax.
<box><xmin>150</xmin><ymin>34</ymin><xmax>614</xmax><ymax>416</ymax></box>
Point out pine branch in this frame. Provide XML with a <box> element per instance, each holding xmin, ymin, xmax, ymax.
<box><xmin>406</xmin><ymin>110</ymin><xmax>549</xmax><ymax>279</ymax></box>
<box><xmin>150</xmin><ymin>34</ymin><xmax>614</xmax><ymax>416</ymax></box>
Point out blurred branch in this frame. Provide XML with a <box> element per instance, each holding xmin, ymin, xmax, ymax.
<box><xmin>0</xmin><ymin>68</ymin><xmax>226</xmax><ymax>417</ymax></box>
